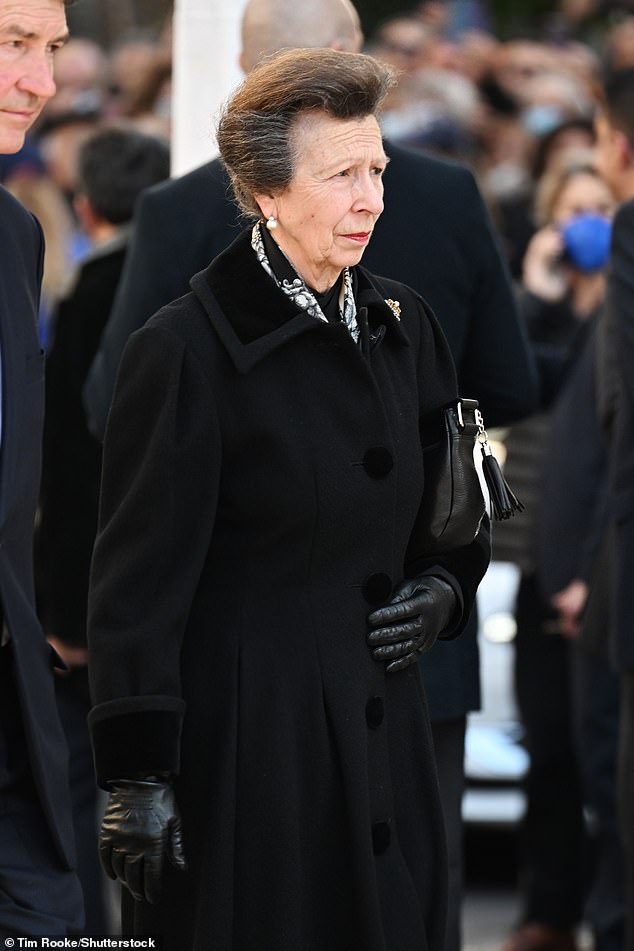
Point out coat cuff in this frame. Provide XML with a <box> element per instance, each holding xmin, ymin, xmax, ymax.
<box><xmin>88</xmin><ymin>695</ymin><xmax>186</xmax><ymax>789</ymax></box>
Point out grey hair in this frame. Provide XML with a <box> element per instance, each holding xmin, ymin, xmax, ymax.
<box><xmin>216</xmin><ymin>47</ymin><xmax>395</xmax><ymax>219</ymax></box>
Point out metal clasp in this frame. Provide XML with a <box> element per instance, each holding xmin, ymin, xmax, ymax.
<box><xmin>475</xmin><ymin>408</ymin><xmax>492</xmax><ymax>455</ymax></box>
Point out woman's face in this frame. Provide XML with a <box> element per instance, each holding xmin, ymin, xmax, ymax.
<box><xmin>255</xmin><ymin>112</ymin><xmax>388</xmax><ymax>292</ymax></box>
<box><xmin>551</xmin><ymin>171</ymin><xmax>615</xmax><ymax>226</ymax></box>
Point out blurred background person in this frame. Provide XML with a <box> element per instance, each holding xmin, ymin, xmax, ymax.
<box><xmin>34</xmin><ymin>124</ymin><xmax>170</xmax><ymax>936</ymax></box>
<box><xmin>477</xmin><ymin>42</ymin><xmax>599</xmax><ymax>276</ymax></box>
<box><xmin>603</xmin><ymin>15</ymin><xmax>634</xmax><ymax>73</ymax></box>
<box><xmin>366</xmin><ymin>14</ymin><xmax>440</xmax><ymax>75</ymax></box>
<box><xmin>107</xmin><ymin>33</ymin><xmax>171</xmax><ymax>123</ymax></box>
<box><xmin>378</xmin><ymin>67</ymin><xmax>482</xmax><ymax>162</ymax></box>
<box><xmin>44</xmin><ymin>36</ymin><xmax>109</xmax><ymax>117</ymax></box>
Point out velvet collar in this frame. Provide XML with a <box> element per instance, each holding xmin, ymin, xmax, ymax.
<box><xmin>190</xmin><ymin>227</ymin><xmax>409</xmax><ymax>374</ymax></box>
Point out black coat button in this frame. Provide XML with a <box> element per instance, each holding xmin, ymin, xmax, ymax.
<box><xmin>363</xmin><ymin>573</ymin><xmax>392</xmax><ymax>605</ymax></box>
<box><xmin>372</xmin><ymin>821</ymin><xmax>391</xmax><ymax>855</ymax></box>
<box><xmin>363</xmin><ymin>447</ymin><xmax>393</xmax><ymax>478</ymax></box>
<box><xmin>366</xmin><ymin>697</ymin><xmax>384</xmax><ymax>729</ymax></box>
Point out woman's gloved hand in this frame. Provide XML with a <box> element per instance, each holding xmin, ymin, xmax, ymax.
<box><xmin>99</xmin><ymin>778</ymin><xmax>187</xmax><ymax>903</ymax></box>
<box><xmin>367</xmin><ymin>575</ymin><xmax>457</xmax><ymax>673</ymax></box>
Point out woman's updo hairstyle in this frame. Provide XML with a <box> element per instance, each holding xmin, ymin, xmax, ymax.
<box><xmin>216</xmin><ymin>47</ymin><xmax>396</xmax><ymax>218</ymax></box>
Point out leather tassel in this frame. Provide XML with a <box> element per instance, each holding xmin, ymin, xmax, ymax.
<box><xmin>481</xmin><ymin>448</ymin><xmax>524</xmax><ymax>520</ymax></box>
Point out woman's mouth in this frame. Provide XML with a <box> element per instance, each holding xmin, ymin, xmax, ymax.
<box><xmin>341</xmin><ymin>232</ymin><xmax>371</xmax><ymax>244</ymax></box>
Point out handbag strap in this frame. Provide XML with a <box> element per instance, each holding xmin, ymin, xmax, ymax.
<box><xmin>452</xmin><ymin>398</ymin><xmax>480</xmax><ymax>436</ymax></box>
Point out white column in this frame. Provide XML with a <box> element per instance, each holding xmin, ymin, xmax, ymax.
<box><xmin>171</xmin><ymin>0</ymin><xmax>248</xmax><ymax>177</ymax></box>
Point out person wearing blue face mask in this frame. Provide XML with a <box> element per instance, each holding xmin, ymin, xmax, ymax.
<box><xmin>494</xmin><ymin>152</ymin><xmax>625</xmax><ymax>951</ymax></box>
<box><xmin>560</xmin><ymin>211</ymin><xmax>612</xmax><ymax>274</ymax></box>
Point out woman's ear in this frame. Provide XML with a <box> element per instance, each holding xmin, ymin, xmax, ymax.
<box><xmin>254</xmin><ymin>194</ymin><xmax>277</xmax><ymax>222</ymax></box>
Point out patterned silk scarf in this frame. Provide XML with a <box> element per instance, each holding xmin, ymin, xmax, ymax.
<box><xmin>251</xmin><ymin>223</ymin><xmax>360</xmax><ymax>344</ymax></box>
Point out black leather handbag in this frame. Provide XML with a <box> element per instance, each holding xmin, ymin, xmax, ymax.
<box><xmin>417</xmin><ymin>398</ymin><xmax>522</xmax><ymax>554</ymax></box>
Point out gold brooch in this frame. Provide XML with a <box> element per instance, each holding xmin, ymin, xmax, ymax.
<box><xmin>385</xmin><ymin>298</ymin><xmax>401</xmax><ymax>320</ymax></box>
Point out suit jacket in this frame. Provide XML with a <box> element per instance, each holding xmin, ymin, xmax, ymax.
<box><xmin>536</xmin><ymin>317</ymin><xmax>607</xmax><ymax>601</ymax></box>
<box><xmin>83</xmin><ymin>144</ymin><xmax>537</xmax><ymax>719</ymax></box>
<box><xmin>604</xmin><ymin>199</ymin><xmax>634</xmax><ymax>670</ymax></box>
<box><xmin>0</xmin><ymin>185</ymin><xmax>76</xmax><ymax>868</ymax></box>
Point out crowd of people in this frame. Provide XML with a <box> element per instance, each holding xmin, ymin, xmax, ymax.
<box><xmin>2</xmin><ymin>0</ymin><xmax>634</xmax><ymax>949</ymax></box>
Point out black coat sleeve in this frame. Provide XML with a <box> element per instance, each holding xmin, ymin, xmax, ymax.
<box><xmin>87</xmin><ymin>319</ymin><xmax>222</xmax><ymax>787</ymax></box>
<box><xmin>404</xmin><ymin>290</ymin><xmax>491</xmax><ymax>638</ymax></box>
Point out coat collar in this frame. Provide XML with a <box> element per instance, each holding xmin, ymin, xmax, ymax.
<box><xmin>190</xmin><ymin>227</ymin><xmax>409</xmax><ymax>374</ymax></box>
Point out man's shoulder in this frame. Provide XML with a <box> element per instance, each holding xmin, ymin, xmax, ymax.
<box><xmin>0</xmin><ymin>183</ymin><xmax>37</xmax><ymax>230</ymax></box>
<box><xmin>381</xmin><ymin>142</ymin><xmax>483</xmax><ymax>228</ymax></box>
<box><xmin>139</xmin><ymin>157</ymin><xmax>229</xmax><ymax>214</ymax></box>
<box><xmin>384</xmin><ymin>141</ymin><xmax>474</xmax><ymax>189</ymax></box>
<box><xmin>69</xmin><ymin>245</ymin><xmax>127</xmax><ymax>297</ymax></box>
<box><xmin>0</xmin><ymin>184</ymin><xmax>41</xmax><ymax>261</ymax></box>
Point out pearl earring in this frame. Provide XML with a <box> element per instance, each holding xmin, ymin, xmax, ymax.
<box><xmin>266</xmin><ymin>215</ymin><xmax>278</xmax><ymax>231</ymax></box>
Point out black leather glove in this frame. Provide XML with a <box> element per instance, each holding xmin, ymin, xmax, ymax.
<box><xmin>99</xmin><ymin>778</ymin><xmax>187</xmax><ymax>903</ymax></box>
<box><xmin>367</xmin><ymin>575</ymin><xmax>457</xmax><ymax>673</ymax></box>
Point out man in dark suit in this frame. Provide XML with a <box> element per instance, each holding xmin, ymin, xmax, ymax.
<box><xmin>0</xmin><ymin>0</ymin><xmax>83</xmax><ymax>935</ymax></box>
<box><xmin>595</xmin><ymin>66</ymin><xmax>634</xmax><ymax>951</ymax></box>
<box><xmin>83</xmin><ymin>2</ymin><xmax>537</xmax><ymax>947</ymax></box>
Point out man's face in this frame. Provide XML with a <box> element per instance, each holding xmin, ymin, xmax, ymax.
<box><xmin>0</xmin><ymin>0</ymin><xmax>68</xmax><ymax>154</ymax></box>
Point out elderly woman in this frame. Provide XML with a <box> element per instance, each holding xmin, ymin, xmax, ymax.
<box><xmin>88</xmin><ymin>49</ymin><xmax>490</xmax><ymax>951</ymax></box>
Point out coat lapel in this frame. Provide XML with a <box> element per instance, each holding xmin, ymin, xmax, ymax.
<box><xmin>0</xmin><ymin>193</ymin><xmax>44</xmax><ymax>533</ymax></box>
<box><xmin>190</xmin><ymin>228</ymin><xmax>409</xmax><ymax>374</ymax></box>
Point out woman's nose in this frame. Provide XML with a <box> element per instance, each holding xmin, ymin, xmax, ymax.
<box><xmin>355</xmin><ymin>173</ymin><xmax>384</xmax><ymax>215</ymax></box>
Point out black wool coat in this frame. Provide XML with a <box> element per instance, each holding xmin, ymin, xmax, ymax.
<box><xmin>87</xmin><ymin>229</ymin><xmax>490</xmax><ymax>950</ymax></box>
<box><xmin>84</xmin><ymin>144</ymin><xmax>534</xmax><ymax>720</ymax></box>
